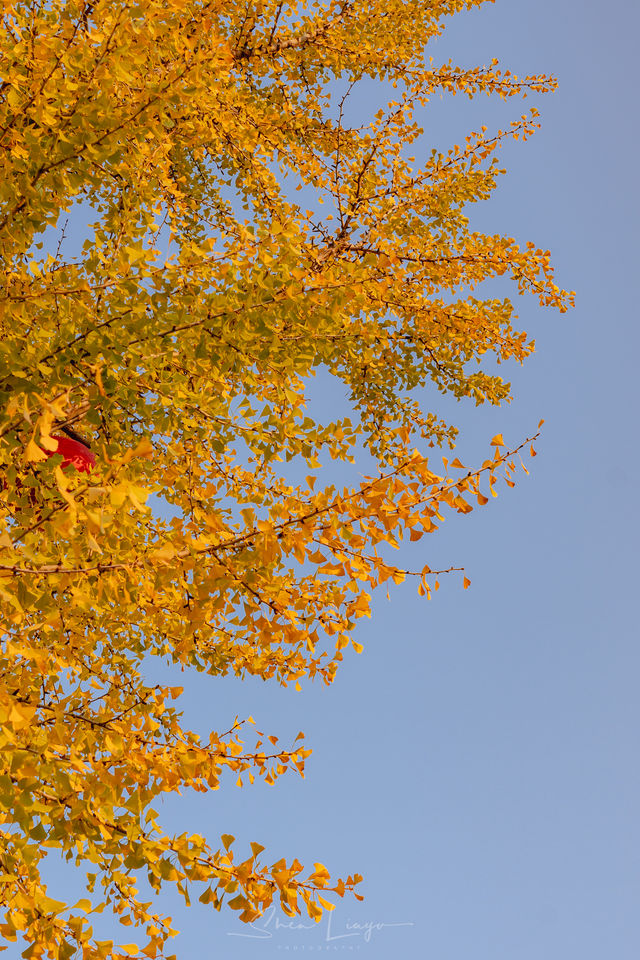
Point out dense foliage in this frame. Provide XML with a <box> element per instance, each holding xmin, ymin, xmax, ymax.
<box><xmin>0</xmin><ymin>0</ymin><xmax>572</xmax><ymax>956</ymax></box>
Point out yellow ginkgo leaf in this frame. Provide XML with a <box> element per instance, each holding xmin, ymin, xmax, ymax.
<box><xmin>24</xmin><ymin>437</ymin><xmax>48</xmax><ymax>463</ymax></box>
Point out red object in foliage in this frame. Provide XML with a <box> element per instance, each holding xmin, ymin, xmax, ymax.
<box><xmin>48</xmin><ymin>434</ymin><xmax>96</xmax><ymax>474</ymax></box>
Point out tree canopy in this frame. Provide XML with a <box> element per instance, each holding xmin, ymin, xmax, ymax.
<box><xmin>0</xmin><ymin>0</ymin><xmax>572</xmax><ymax>956</ymax></box>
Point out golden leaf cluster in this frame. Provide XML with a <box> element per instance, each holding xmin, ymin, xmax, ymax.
<box><xmin>0</xmin><ymin>0</ymin><xmax>571</xmax><ymax>955</ymax></box>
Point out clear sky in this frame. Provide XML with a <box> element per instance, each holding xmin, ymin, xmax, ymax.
<box><xmin>11</xmin><ymin>0</ymin><xmax>640</xmax><ymax>957</ymax></box>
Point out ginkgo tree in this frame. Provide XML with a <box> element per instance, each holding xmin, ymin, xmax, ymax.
<box><xmin>0</xmin><ymin>0</ymin><xmax>572</xmax><ymax>956</ymax></box>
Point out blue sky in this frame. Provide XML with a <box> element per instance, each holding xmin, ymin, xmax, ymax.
<box><xmin>180</xmin><ymin>2</ymin><xmax>640</xmax><ymax>956</ymax></box>
<box><xmin>10</xmin><ymin>0</ymin><xmax>639</xmax><ymax>957</ymax></box>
